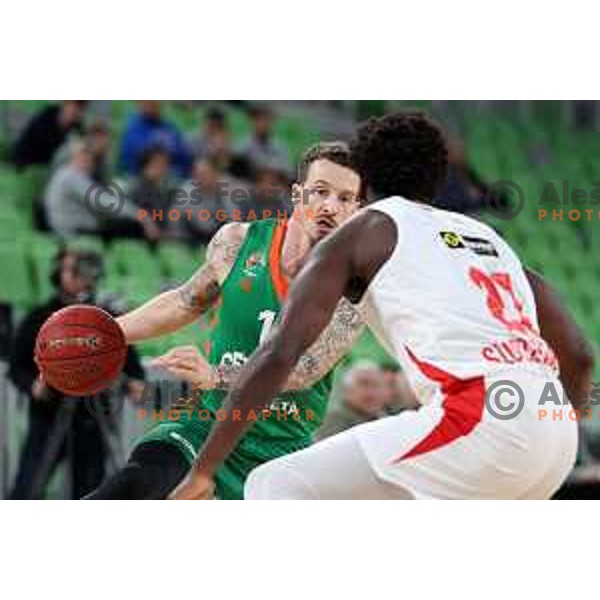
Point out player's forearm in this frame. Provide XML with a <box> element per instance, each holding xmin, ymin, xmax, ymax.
<box><xmin>210</xmin><ymin>349</ymin><xmax>349</xmax><ymax>392</ymax></box>
<box><xmin>211</xmin><ymin>362</ymin><xmax>327</xmax><ymax>392</ymax></box>
<box><xmin>209</xmin><ymin>306</ymin><xmax>365</xmax><ymax>392</ymax></box>
<box><xmin>194</xmin><ymin>228</ymin><xmax>355</xmax><ymax>475</ymax></box>
<box><xmin>561</xmin><ymin>353</ymin><xmax>595</xmax><ymax>410</ymax></box>
<box><xmin>526</xmin><ymin>268</ymin><xmax>596</xmax><ymax>409</ymax></box>
<box><xmin>194</xmin><ymin>340</ymin><xmax>298</xmax><ymax>475</ymax></box>
<box><xmin>117</xmin><ymin>289</ymin><xmax>201</xmax><ymax>344</ymax></box>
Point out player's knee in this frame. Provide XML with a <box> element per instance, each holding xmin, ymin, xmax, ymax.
<box><xmin>244</xmin><ymin>459</ymin><xmax>315</xmax><ymax>500</ymax></box>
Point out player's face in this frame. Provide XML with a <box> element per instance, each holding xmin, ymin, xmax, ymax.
<box><xmin>293</xmin><ymin>159</ymin><xmax>361</xmax><ymax>242</ymax></box>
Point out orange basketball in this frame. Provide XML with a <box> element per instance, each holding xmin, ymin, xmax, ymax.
<box><xmin>35</xmin><ymin>305</ymin><xmax>126</xmax><ymax>396</ymax></box>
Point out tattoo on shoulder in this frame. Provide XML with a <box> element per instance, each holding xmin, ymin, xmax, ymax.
<box><xmin>176</xmin><ymin>224</ymin><xmax>246</xmax><ymax>314</ymax></box>
<box><xmin>207</xmin><ymin>222</ymin><xmax>247</xmax><ymax>267</ymax></box>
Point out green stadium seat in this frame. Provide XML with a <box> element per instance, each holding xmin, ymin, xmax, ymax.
<box><xmin>157</xmin><ymin>241</ymin><xmax>197</xmax><ymax>283</ymax></box>
<box><xmin>27</xmin><ymin>233</ymin><xmax>61</xmax><ymax>303</ymax></box>
<box><xmin>0</xmin><ymin>242</ymin><xmax>34</xmax><ymax>309</ymax></box>
<box><xmin>109</xmin><ymin>239</ymin><xmax>159</xmax><ymax>276</ymax></box>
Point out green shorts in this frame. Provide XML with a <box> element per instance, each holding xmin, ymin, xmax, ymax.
<box><xmin>137</xmin><ymin>413</ymin><xmax>311</xmax><ymax>500</ymax></box>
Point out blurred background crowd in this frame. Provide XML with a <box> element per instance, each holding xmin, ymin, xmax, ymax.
<box><xmin>0</xmin><ymin>100</ymin><xmax>598</xmax><ymax>498</ymax></box>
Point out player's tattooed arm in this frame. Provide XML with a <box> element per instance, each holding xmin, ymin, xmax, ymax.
<box><xmin>209</xmin><ymin>299</ymin><xmax>365</xmax><ymax>391</ymax></box>
<box><xmin>174</xmin><ymin>211</ymin><xmax>393</xmax><ymax>484</ymax></box>
<box><xmin>176</xmin><ymin>222</ymin><xmax>247</xmax><ymax>313</ymax></box>
<box><xmin>117</xmin><ymin>223</ymin><xmax>247</xmax><ymax>344</ymax></box>
<box><xmin>283</xmin><ymin>298</ymin><xmax>365</xmax><ymax>390</ymax></box>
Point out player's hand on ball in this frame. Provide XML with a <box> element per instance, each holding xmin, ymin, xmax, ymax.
<box><xmin>169</xmin><ymin>471</ymin><xmax>215</xmax><ymax>500</ymax></box>
<box><xmin>151</xmin><ymin>346</ymin><xmax>217</xmax><ymax>390</ymax></box>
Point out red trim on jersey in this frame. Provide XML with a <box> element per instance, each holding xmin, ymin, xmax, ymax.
<box><xmin>392</xmin><ymin>348</ymin><xmax>485</xmax><ymax>462</ymax></box>
<box><xmin>269</xmin><ymin>219</ymin><xmax>289</xmax><ymax>301</ymax></box>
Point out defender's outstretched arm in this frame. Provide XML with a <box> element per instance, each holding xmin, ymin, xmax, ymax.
<box><xmin>152</xmin><ymin>298</ymin><xmax>365</xmax><ymax>391</ymax></box>
<box><xmin>525</xmin><ymin>268</ymin><xmax>595</xmax><ymax>409</ymax></box>
<box><xmin>170</xmin><ymin>211</ymin><xmax>395</xmax><ymax>497</ymax></box>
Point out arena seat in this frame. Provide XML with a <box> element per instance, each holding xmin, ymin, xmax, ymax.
<box><xmin>157</xmin><ymin>241</ymin><xmax>197</xmax><ymax>284</ymax></box>
<box><xmin>0</xmin><ymin>241</ymin><xmax>33</xmax><ymax>309</ymax></box>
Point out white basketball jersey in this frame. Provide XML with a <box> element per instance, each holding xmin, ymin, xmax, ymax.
<box><xmin>362</xmin><ymin>197</ymin><xmax>558</xmax><ymax>405</ymax></box>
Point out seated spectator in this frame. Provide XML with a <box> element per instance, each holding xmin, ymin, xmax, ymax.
<box><xmin>119</xmin><ymin>101</ymin><xmax>192</xmax><ymax>178</ymax></box>
<box><xmin>53</xmin><ymin>119</ymin><xmax>112</xmax><ymax>185</ymax></box>
<box><xmin>128</xmin><ymin>147</ymin><xmax>172</xmax><ymax>230</ymax></box>
<box><xmin>315</xmin><ymin>362</ymin><xmax>387</xmax><ymax>441</ymax></box>
<box><xmin>12</xmin><ymin>101</ymin><xmax>88</xmax><ymax>170</ymax></box>
<box><xmin>239</xmin><ymin>104</ymin><xmax>290</xmax><ymax>174</ymax></box>
<box><xmin>86</xmin><ymin>119</ymin><xmax>112</xmax><ymax>184</ymax></box>
<box><xmin>44</xmin><ymin>140</ymin><xmax>160</xmax><ymax>241</ymax></box>
<box><xmin>178</xmin><ymin>158</ymin><xmax>241</xmax><ymax>244</ymax></box>
<box><xmin>241</xmin><ymin>166</ymin><xmax>292</xmax><ymax>221</ymax></box>
<box><xmin>188</xmin><ymin>107</ymin><xmax>234</xmax><ymax>171</ymax></box>
<box><xmin>380</xmin><ymin>363</ymin><xmax>420</xmax><ymax>414</ymax></box>
<box><xmin>8</xmin><ymin>247</ymin><xmax>146</xmax><ymax>499</ymax></box>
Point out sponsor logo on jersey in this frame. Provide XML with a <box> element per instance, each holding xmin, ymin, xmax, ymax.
<box><xmin>440</xmin><ymin>230</ymin><xmax>465</xmax><ymax>249</ymax></box>
<box><xmin>243</xmin><ymin>252</ymin><xmax>266</xmax><ymax>277</ymax></box>
<box><xmin>239</xmin><ymin>277</ymin><xmax>253</xmax><ymax>293</ymax></box>
<box><xmin>440</xmin><ymin>231</ymin><xmax>498</xmax><ymax>257</ymax></box>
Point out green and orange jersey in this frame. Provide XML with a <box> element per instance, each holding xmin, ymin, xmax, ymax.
<box><xmin>200</xmin><ymin>218</ymin><xmax>333</xmax><ymax>445</ymax></box>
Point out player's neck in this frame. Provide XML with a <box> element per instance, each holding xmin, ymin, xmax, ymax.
<box><xmin>280</xmin><ymin>219</ymin><xmax>312</xmax><ymax>280</ymax></box>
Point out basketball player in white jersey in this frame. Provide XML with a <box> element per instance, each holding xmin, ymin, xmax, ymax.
<box><xmin>171</xmin><ymin>112</ymin><xmax>595</xmax><ymax>500</ymax></box>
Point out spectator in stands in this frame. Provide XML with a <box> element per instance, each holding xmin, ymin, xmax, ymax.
<box><xmin>315</xmin><ymin>362</ymin><xmax>387</xmax><ymax>441</ymax></box>
<box><xmin>52</xmin><ymin>119</ymin><xmax>112</xmax><ymax>185</ymax></box>
<box><xmin>179</xmin><ymin>158</ymin><xmax>224</xmax><ymax>243</ymax></box>
<box><xmin>86</xmin><ymin>119</ymin><xmax>112</xmax><ymax>185</ymax></box>
<box><xmin>241</xmin><ymin>166</ymin><xmax>292</xmax><ymax>221</ymax></box>
<box><xmin>434</xmin><ymin>138</ymin><xmax>489</xmax><ymax>213</ymax></box>
<box><xmin>380</xmin><ymin>363</ymin><xmax>420</xmax><ymax>414</ymax></box>
<box><xmin>239</xmin><ymin>104</ymin><xmax>290</xmax><ymax>174</ymax></box>
<box><xmin>11</xmin><ymin>101</ymin><xmax>88</xmax><ymax>170</ymax></box>
<box><xmin>8</xmin><ymin>248</ymin><xmax>145</xmax><ymax>499</ymax></box>
<box><xmin>188</xmin><ymin>107</ymin><xmax>234</xmax><ymax>169</ymax></box>
<box><xmin>119</xmin><ymin>101</ymin><xmax>192</xmax><ymax>178</ymax></box>
<box><xmin>178</xmin><ymin>158</ymin><xmax>247</xmax><ymax>243</ymax></box>
<box><xmin>44</xmin><ymin>140</ymin><xmax>160</xmax><ymax>241</ymax></box>
<box><xmin>128</xmin><ymin>147</ymin><xmax>172</xmax><ymax>231</ymax></box>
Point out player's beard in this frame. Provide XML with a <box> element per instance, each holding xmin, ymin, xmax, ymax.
<box><xmin>312</xmin><ymin>214</ymin><xmax>337</xmax><ymax>241</ymax></box>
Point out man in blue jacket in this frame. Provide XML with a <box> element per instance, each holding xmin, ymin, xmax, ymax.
<box><xmin>119</xmin><ymin>101</ymin><xmax>192</xmax><ymax>178</ymax></box>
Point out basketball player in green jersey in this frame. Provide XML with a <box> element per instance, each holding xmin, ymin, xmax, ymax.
<box><xmin>86</xmin><ymin>142</ymin><xmax>367</xmax><ymax>499</ymax></box>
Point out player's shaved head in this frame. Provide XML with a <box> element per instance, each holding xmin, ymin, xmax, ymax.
<box><xmin>349</xmin><ymin>111</ymin><xmax>449</xmax><ymax>202</ymax></box>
